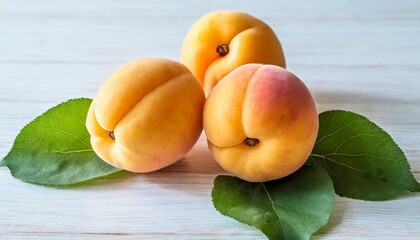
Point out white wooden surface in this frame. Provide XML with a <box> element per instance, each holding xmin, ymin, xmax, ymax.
<box><xmin>1</xmin><ymin>0</ymin><xmax>420</xmax><ymax>239</ymax></box>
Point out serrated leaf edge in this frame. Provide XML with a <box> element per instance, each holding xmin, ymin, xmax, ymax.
<box><xmin>1</xmin><ymin>98</ymin><xmax>93</xmax><ymax>168</ymax></box>
<box><xmin>0</xmin><ymin>98</ymin><xmax>123</xmax><ymax>186</ymax></box>
<box><xmin>314</xmin><ymin>109</ymin><xmax>420</xmax><ymax>200</ymax></box>
<box><xmin>211</xmin><ymin>167</ymin><xmax>335</xmax><ymax>240</ymax></box>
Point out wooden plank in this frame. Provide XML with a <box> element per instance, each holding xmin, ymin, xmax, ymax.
<box><xmin>0</xmin><ymin>161</ymin><xmax>419</xmax><ymax>239</ymax></box>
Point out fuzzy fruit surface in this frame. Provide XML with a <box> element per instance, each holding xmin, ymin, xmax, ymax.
<box><xmin>86</xmin><ymin>58</ymin><xmax>205</xmax><ymax>173</ymax></box>
<box><xmin>181</xmin><ymin>11</ymin><xmax>286</xmax><ymax>96</ymax></box>
<box><xmin>204</xmin><ymin>64</ymin><xmax>318</xmax><ymax>182</ymax></box>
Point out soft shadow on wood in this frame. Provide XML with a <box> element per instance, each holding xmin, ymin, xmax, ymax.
<box><xmin>153</xmin><ymin>133</ymin><xmax>226</xmax><ymax>175</ymax></box>
<box><xmin>57</xmin><ymin>136</ymin><xmax>225</xmax><ymax>190</ymax></box>
<box><xmin>132</xmin><ymin>145</ymin><xmax>227</xmax><ymax>195</ymax></box>
<box><xmin>158</xmin><ymin>149</ymin><xmax>225</xmax><ymax>174</ymax></box>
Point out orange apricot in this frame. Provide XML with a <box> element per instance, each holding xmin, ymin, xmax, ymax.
<box><xmin>86</xmin><ymin>58</ymin><xmax>205</xmax><ymax>172</ymax></box>
<box><xmin>181</xmin><ymin>11</ymin><xmax>286</xmax><ymax>96</ymax></box>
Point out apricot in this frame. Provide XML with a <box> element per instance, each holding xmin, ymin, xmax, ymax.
<box><xmin>86</xmin><ymin>58</ymin><xmax>205</xmax><ymax>172</ymax></box>
<box><xmin>180</xmin><ymin>11</ymin><xmax>286</xmax><ymax>96</ymax></box>
<box><xmin>204</xmin><ymin>64</ymin><xmax>318</xmax><ymax>182</ymax></box>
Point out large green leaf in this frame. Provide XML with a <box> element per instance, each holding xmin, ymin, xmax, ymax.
<box><xmin>308</xmin><ymin>110</ymin><xmax>420</xmax><ymax>200</ymax></box>
<box><xmin>1</xmin><ymin>98</ymin><xmax>121</xmax><ymax>185</ymax></box>
<box><xmin>212</xmin><ymin>166</ymin><xmax>335</xmax><ymax>240</ymax></box>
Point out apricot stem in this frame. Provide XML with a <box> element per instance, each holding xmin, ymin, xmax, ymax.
<box><xmin>216</xmin><ymin>44</ymin><xmax>229</xmax><ymax>56</ymax></box>
<box><xmin>243</xmin><ymin>138</ymin><xmax>259</xmax><ymax>147</ymax></box>
<box><xmin>109</xmin><ymin>131</ymin><xmax>115</xmax><ymax>140</ymax></box>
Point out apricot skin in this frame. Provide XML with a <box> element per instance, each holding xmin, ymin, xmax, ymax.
<box><xmin>86</xmin><ymin>58</ymin><xmax>205</xmax><ymax>173</ymax></box>
<box><xmin>204</xmin><ymin>64</ymin><xmax>318</xmax><ymax>182</ymax></box>
<box><xmin>180</xmin><ymin>11</ymin><xmax>286</xmax><ymax>96</ymax></box>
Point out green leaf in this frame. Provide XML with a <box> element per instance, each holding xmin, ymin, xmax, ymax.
<box><xmin>1</xmin><ymin>98</ymin><xmax>121</xmax><ymax>185</ymax></box>
<box><xmin>308</xmin><ymin>110</ymin><xmax>420</xmax><ymax>200</ymax></box>
<box><xmin>212</xmin><ymin>166</ymin><xmax>335</xmax><ymax>240</ymax></box>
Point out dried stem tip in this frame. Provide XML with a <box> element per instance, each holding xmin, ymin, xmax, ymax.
<box><xmin>243</xmin><ymin>138</ymin><xmax>259</xmax><ymax>147</ymax></box>
<box><xmin>216</xmin><ymin>44</ymin><xmax>229</xmax><ymax>56</ymax></box>
<box><xmin>109</xmin><ymin>131</ymin><xmax>115</xmax><ymax>140</ymax></box>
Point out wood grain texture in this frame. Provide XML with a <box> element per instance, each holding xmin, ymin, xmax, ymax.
<box><xmin>1</xmin><ymin>0</ymin><xmax>419</xmax><ymax>239</ymax></box>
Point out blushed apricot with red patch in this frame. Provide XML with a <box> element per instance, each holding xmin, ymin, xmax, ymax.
<box><xmin>204</xmin><ymin>64</ymin><xmax>318</xmax><ymax>182</ymax></box>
